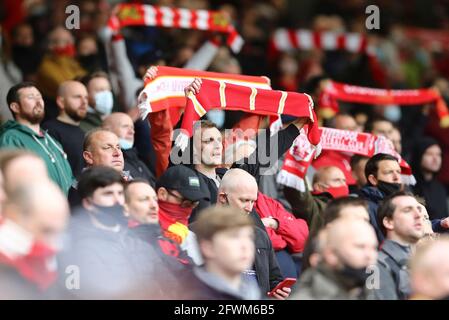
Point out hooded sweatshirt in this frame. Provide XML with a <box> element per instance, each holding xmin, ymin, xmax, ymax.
<box><xmin>0</xmin><ymin>120</ymin><xmax>74</xmax><ymax>194</ymax></box>
<box><xmin>411</xmin><ymin>137</ymin><xmax>449</xmax><ymax>220</ymax></box>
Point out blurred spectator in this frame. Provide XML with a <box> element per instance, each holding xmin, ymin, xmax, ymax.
<box><xmin>291</xmin><ymin>218</ymin><xmax>378</xmax><ymax>300</ymax></box>
<box><xmin>370</xmin><ymin>191</ymin><xmax>425</xmax><ymax>300</ymax></box>
<box><xmin>0</xmin><ymin>25</ymin><xmax>22</xmax><ymax>123</ymax></box>
<box><xmin>409</xmin><ymin>236</ymin><xmax>449</xmax><ymax>300</ymax></box>
<box><xmin>0</xmin><ymin>82</ymin><xmax>74</xmax><ymax>194</ymax></box>
<box><xmin>284</xmin><ymin>166</ymin><xmax>349</xmax><ymax>235</ymax></box>
<box><xmin>350</xmin><ymin>154</ymin><xmax>369</xmax><ymax>192</ymax></box>
<box><xmin>76</xmin><ymin>33</ymin><xmax>105</xmax><ymax>73</ymax></box>
<box><xmin>79</xmin><ymin>71</ymin><xmax>114</xmax><ymax>132</ymax></box>
<box><xmin>365</xmin><ymin>115</ymin><xmax>394</xmax><ymax>139</ymax></box>
<box><xmin>182</xmin><ymin>206</ymin><xmax>261</xmax><ymax>300</ymax></box>
<box><xmin>35</xmin><ymin>26</ymin><xmax>86</xmax><ymax>101</ymax></box>
<box><xmin>60</xmin><ymin>166</ymin><xmax>165</xmax><ymax>299</ymax></box>
<box><xmin>359</xmin><ymin>153</ymin><xmax>403</xmax><ymax>242</ymax></box>
<box><xmin>103</xmin><ymin>112</ymin><xmax>156</xmax><ymax>187</ymax></box>
<box><xmin>42</xmin><ymin>80</ymin><xmax>88</xmax><ymax>177</ymax></box>
<box><xmin>11</xmin><ymin>23</ymin><xmax>41</xmax><ymax>81</ymax></box>
<box><xmin>411</xmin><ymin>137</ymin><xmax>449</xmax><ymax>220</ymax></box>
<box><xmin>390</xmin><ymin>126</ymin><xmax>402</xmax><ymax>155</ymax></box>
<box><xmin>0</xmin><ymin>181</ymin><xmax>69</xmax><ymax>299</ymax></box>
<box><xmin>322</xmin><ymin>197</ymin><xmax>370</xmax><ymax>226</ymax></box>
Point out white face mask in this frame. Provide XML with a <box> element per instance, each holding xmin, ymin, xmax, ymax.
<box><xmin>206</xmin><ymin>109</ymin><xmax>225</xmax><ymax>128</ymax></box>
<box><xmin>119</xmin><ymin>138</ymin><xmax>133</xmax><ymax>150</ymax></box>
<box><xmin>383</xmin><ymin>105</ymin><xmax>401</xmax><ymax>123</ymax></box>
<box><xmin>94</xmin><ymin>90</ymin><xmax>114</xmax><ymax>115</ymax></box>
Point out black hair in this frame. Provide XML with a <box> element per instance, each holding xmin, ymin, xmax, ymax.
<box><xmin>6</xmin><ymin>82</ymin><xmax>37</xmax><ymax>119</ymax></box>
<box><xmin>364</xmin><ymin>153</ymin><xmax>398</xmax><ymax>183</ymax></box>
<box><xmin>77</xmin><ymin>166</ymin><xmax>124</xmax><ymax>200</ymax></box>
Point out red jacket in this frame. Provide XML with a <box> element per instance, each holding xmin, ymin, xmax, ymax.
<box><xmin>254</xmin><ymin>192</ymin><xmax>309</xmax><ymax>253</ymax></box>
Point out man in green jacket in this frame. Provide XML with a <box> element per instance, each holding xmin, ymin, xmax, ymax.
<box><xmin>0</xmin><ymin>82</ymin><xmax>74</xmax><ymax>194</ymax></box>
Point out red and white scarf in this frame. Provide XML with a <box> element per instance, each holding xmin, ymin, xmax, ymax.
<box><xmin>277</xmin><ymin>127</ymin><xmax>415</xmax><ymax>192</ymax></box>
<box><xmin>270</xmin><ymin>29</ymin><xmax>372</xmax><ymax>55</ymax></box>
<box><xmin>107</xmin><ymin>4</ymin><xmax>243</xmax><ymax>53</ymax></box>
<box><xmin>175</xmin><ymin>78</ymin><xmax>321</xmax><ymax>151</ymax></box>
<box><xmin>319</xmin><ymin>80</ymin><xmax>449</xmax><ymax>127</ymax></box>
<box><xmin>137</xmin><ymin>66</ymin><xmax>271</xmax><ymax>120</ymax></box>
<box><xmin>0</xmin><ymin>219</ymin><xmax>57</xmax><ymax>291</ymax></box>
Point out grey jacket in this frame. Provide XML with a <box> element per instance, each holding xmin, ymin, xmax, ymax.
<box><xmin>291</xmin><ymin>264</ymin><xmax>368</xmax><ymax>300</ymax></box>
<box><xmin>369</xmin><ymin>239</ymin><xmax>411</xmax><ymax>300</ymax></box>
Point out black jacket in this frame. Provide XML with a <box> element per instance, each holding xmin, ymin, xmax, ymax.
<box><xmin>254</xmin><ymin>226</ymin><xmax>283</xmax><ymax>294</ymax></box>
<box><xmin>359</xmin><ymin>186</ymin><xmax>386</xmax><ymax>243</ymax></box>
<box><xmin>42</xmin><ymin>119</ymin><xmax>85</xmax><ymax>177</ymax></box>
<box><xmin>58</xmin><ymin>208</ymin><xmax>176</xmax><ymax>299</ymax></box>
<box><xmin>123</xmin><ymin>148</ymin><xmax>156</xmax><ymax>187</ymax></box>
<box><xmin>189</xmin><ymin>124</ymin><xmax>300</xmax><ymax>223</ymax></box>
<box><xmin>411</xmin><ymin>137</ymin><xmax>449</xmax><ymax>220</ymax></box>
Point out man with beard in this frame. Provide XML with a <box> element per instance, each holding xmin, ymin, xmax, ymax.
<box><xmin>43</xmin><ymin>81</ymin><xmax>88</xmax><ymax>177</ymax></box>
<box><xmin>359</xmin><ymin>153</ymin><xmax>403</xmax><ymax>242</ymax></box>
<box><xmin>0</xmin><ymin>82</ymin><xmax>73</xmax><ymax>194</ymax></box>
<box><xmin>369</xmin><ymin>192</ymin><xmax>426</xmax><ymax>300</ymax></box>
<box><xmin>291</xmin><ymin>218</ymin><xmax>378</xmax><ymax>300</ymax></box>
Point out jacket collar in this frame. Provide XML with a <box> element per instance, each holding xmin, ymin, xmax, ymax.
<box><xmin>380</xmin><ymin>239</ymin><xmax>411</xmax><ymax>266</ymax></box>
<box><xmin>193</xmin><ymin>266</ymin><xmax>260</xmax><ymax>300</ymax></box>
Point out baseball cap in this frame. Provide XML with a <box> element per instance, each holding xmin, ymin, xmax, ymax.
<box><xmin>156</xmin><ymin>165</ymin><xmax>210</xmax><ymax>202</ymax></box>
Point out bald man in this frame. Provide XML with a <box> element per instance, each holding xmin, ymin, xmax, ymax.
<box><xmin>43</xmin><ymin>81</ymin><xmax>88</xmax><ymax>177</ymax></box>
<box><xmin>0</xmin><ymin>180</ymin><xmax>70</xmax><ymax>298</ymax></box>
<box><xmin>285</xmin><ymin>166</ymin><xmax>349</xmax><ymax>235</ymax></box>
<box><xmin>410</xmin><ymin>237</ymin><xmax>449</xmax><ymax>299</ymax></box>
<box><xmin>292</xmin><ymin>218</ymin><xmax>378</xmax><ymax>300</ymax></box>
<box><xmin>216</xmin><ymin>169</ymin><xmax>289</xmax><ymax>300</ymax></box>
<box><xmin>103</xmin><ymin>113</ymin><xmax>155</xmax><ymax>186</ymax></box>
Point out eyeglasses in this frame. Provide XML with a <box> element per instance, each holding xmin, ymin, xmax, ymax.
<box><xmin>167</xmin><ymin>190</ymin><xmax>200</xmax><ymax>208</ymax></box>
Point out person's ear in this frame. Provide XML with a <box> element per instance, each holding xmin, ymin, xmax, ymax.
<box><xmin>367</xmin><ymin>174</ymin><xmax>378</xmax><ymax>186</ymax></box>
<box><xmin>157</xmin><ymin>187</ymin><xmax>168</xmax><ymax>201</ymax></box>
<box><xmin>82</xmin><ymin>198</ymin><xmax>94</xmax><ymax>211</ymax></box>
<box><xmin>9</xmin><ymin>102</ymin><xmax>20</xmax><ymax>116</ymax></box>
<box><xmin>383</xmin><ymin>217</ymin><xmax>394</xmax><ymax>232</ymax></box>
<box><xmin>199</xmin><ymin>240</ymin><xmax>215</xmax><ymax>260</ymax></box>
<box><xmin>83</xmin><ymin>150</ymin><xmax>93</xmax><ymax>165</ymax></box>
<box><xmin>217</xmin><ymin>192</ymin><xmax>227</xmax><ymax>205</ymax></box>
<box><xmin>313</xmin><ymin>182</ymin><xmax>326</xmax><ymax>193</ymax></box>
<box><xmin>55</xmin><ymin>96</ymin><xmax>65</xmax><ymax>111</ymax></box>
<box><xmin>322</xmin><ymin>248</ymin><xmax>339</xmax><ymax>268</ymax></box>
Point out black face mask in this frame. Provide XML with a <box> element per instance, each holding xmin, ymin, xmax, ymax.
<box><xmin>377</xmin><ymin>180</ymin><xmax>402</xmax><ymax>196</ymax></box>
<box><xmin>339</xmin><ymin>264</ymin><xmax>369</xmax><ymax>288</ymax></box>
<box><xmin>78</xmin><ymin>54</ymin><xmax>103</xmax><ymax>72</ymax></box>
<box><xmin>90</xmin><ymin>203</ymin><xmax>127</xmax><ymax>227</ymax></box>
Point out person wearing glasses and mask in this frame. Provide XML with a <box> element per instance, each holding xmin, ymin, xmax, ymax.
<box><xmin>156</xmin><ymin>165</ymin><xmax>210</xmax><ymax>265</ymax></box>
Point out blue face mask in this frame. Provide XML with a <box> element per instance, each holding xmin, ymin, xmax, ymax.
<box><xmin>206</xmin><ymin>109</ymin><xmax>225</xmax><ymax>128</ymax></box>
<box><xmin>119</xmin><ymin>138</ymin><xmax>133</xmax><ymax>150</ymax></box>
<box><xmin>94</xmin><ymin>90</ymin><xmax>114</xmax><ymax>115</ymax></box>
<box><xmin>383</xmin><ymin>105</ymin><xmax>401</xmax><ymax>123</ymax></box>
